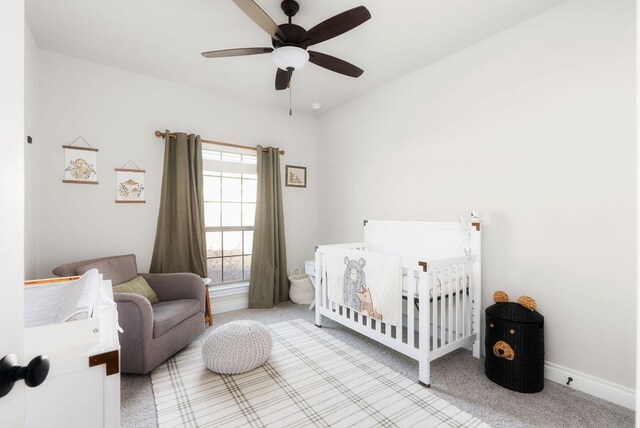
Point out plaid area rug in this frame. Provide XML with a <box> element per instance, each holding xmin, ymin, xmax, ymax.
<box><xmin>151</xmin><ymin>319</ymin><xmax>489</xmax><ymax>428</ymax></box>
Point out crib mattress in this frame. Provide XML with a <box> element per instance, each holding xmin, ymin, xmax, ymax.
<box><xmin>404</xmin><ymin>271</ymin><xmax>470</xmax><ymax>300</ymax></box>
<box><xmin>306</xmin><ymin>259</ymin><xmax>469</xmax><ymax>301</ymax></box>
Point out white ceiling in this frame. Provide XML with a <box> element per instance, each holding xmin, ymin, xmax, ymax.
<box><xmin>27</xmin><ymin>0</ymin><xmax>567</xmax><ymax>115</ymax></box>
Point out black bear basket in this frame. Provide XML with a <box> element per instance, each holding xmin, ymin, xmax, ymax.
<box><xmin>485</xmin><ymin>291</ymin><xmax>544</xmax><ymax>393</ymax></box>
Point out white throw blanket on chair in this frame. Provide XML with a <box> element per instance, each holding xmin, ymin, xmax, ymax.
<box><xmin>326</xmin><ymin>248</ymin><xmax>402</xmax><ymax>326</ymax></box>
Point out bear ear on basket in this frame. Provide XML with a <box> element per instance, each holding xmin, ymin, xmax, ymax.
<box><xmin>493</xmin><ymin>291</ymin><xmax>538</xmax><ymax>312</ymax></box>
<box><xmin>517</xmin><ymin>295</ymin><xmax>537</xmax><ymax>311</ymax></box>
<box><xmin>493</xmin><ymin>290</ymin><xmax>509</xmax><ymax>303</ymax></box>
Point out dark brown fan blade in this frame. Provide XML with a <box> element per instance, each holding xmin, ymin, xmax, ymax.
<box><xmin>201</xmin><ymin>47</ymin><xmax>273</xmax><ymax>58</ymax></box>
<box><xmin>233</xmin><ymin>0</ymin><xmax>285</xmax><ymax>41</ymax></box>
<box><xmin>307</xmin><ymin>6</ymin><xmax>371</xmax><ymax>46</ymax></box>
<box><xmin>308</xmin><ymin>51</ymin><xmax>363</xmax><ymax>78</ymax></box>
<box><xmin>275</xmin><ymin>68</ymin><xmax>293</xmax><ymax>90</ymax></box>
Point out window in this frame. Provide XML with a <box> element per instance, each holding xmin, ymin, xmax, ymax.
<box><xmin>203</xmin><ymin>148</ymin><xmax>257</xmax><ymax>286</ymax></box>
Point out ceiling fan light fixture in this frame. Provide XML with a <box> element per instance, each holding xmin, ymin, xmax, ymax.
<box><xmin>272</xmin><ymin>46</ymin><xmax>309</xmax><ymax>71</ymax></box>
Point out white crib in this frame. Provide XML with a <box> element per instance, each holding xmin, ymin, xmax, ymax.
<box><xmin>314</xmin><ymin>220</ymin><xmax>482</xmax><ymax>387</ymax></box>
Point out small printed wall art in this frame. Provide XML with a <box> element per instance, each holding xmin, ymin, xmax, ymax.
<box><xmin>115</xmin><ymin>166</ymin><xmax>145</xmax><ymax>203</ymax></box>
<box><xmin>63</xmin><ymin>137</ymin><xmax>98</xmax><ymax>184</ymax></box>
<box><xmin>285</xmin><ymin>165</ymin><xmax>307</xmax><ymax>188</ymax></box>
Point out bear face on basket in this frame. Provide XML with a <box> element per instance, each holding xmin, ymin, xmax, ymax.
<box><xmin>485</xmin><ymin>291</ymin><xmax>545</xmax><ymax>393</ymax></box>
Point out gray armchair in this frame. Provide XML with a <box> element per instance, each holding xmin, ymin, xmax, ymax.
<box><xmin>52</xmin><ymin>254</ymin><xmax>206</xmax><ymax>374</ymax></box>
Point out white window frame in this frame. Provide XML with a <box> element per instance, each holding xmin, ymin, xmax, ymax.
<box><xmin>203</xmin><ymin>146</ymin><xmax>257</xmax><ymax>286</ymax></box>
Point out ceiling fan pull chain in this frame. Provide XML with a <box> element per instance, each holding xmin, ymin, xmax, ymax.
<box><xmin>288</xmin><ymin>67</ymin><xmax>294</xmax><ymax>116</ymax></box>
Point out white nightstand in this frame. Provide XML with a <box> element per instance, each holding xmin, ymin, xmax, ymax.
<box><xmin>304</xmin><ymin>260</ymin><xmax>315</xmax><ymax>277</ymax></box>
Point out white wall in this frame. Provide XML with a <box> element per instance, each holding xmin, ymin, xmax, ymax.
<box><xmin>25</xmin><ymin>24</ymin><xmax>39</xmax><ymax>280</ymax></box>
<box><xmin>0</xmin><ymin>1</ymin><xmax>25</xmax><ymax>424</ymax></box>
<box><xmin>33</xmin><ymin>51</ymin><xmax>317</xmax><ymax>279</ymax></box>
<box><xmin>317</xmin><ymin>0</ymin><xmax>635</xmax><ymax>391</ymax></box>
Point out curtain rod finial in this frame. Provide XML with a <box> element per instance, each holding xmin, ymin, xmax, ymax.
<box><xmin>154</xmin><ymin>130</ymin><xmax>164</xmax><ymax>138</ymax></box>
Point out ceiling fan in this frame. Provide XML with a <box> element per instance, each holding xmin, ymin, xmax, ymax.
<box><xmin>201</xmin><ymin>0</ymin><xmax>371</xmax><ymax>91</ymax></box>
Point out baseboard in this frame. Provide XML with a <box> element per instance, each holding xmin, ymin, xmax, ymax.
<box><xmin>544</xmin><ymin>361</ymin><xmax>635</xmax><ymax>410</ymax></box>
<box><xmin>211</xmin><ymin>284</ymin><xmax>249</xmax><ymax>315</ymax></box>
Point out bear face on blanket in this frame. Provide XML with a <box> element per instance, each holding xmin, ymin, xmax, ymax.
<box><xmin>343</xmin><ymin>257</ymin><xmax>366</xmax><ymax>309</ymax></box>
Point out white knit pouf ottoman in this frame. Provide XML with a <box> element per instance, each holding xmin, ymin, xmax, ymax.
<box><xmin>202</xmin><ymin>320</ymin><xmax>273</xmax><ymax>375</ymax></box>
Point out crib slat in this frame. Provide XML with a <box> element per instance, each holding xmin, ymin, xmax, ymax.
<box><xmin>445</xmin><ymin>268</ymin><xmax>450</xmax><ymax>344</ymax></box>
<box><xmin>439</xmin><ymin>268</ymin><xmax>445</xmax><ymax>346</ymax></box>
<box><xmin>455</xmin><ymin>265</ymin><xmax>461</xmax><ymax>340</ymax></box>
<box><xmin>461</xmin><ymin>264</ymin><xmax>466</xmax><ymax>338</ymax></box>
<box><xmin>462</xmin><ymin>265</ymin><xmax>466</xmax><ymax>337</ymax></box>
<box><xmin>443</xmin><ymin>268</ymin><xmax>448</xmax><ymax>344</ymax></box>
<box><xmin>452</xmin><ymin>265</ymin><xmax>457</xmax><ymax>340</ymax></box>
<box><xmin>418</xmin><ymin>268</ymin><xmax>430</xmax><ymax>385</ymax></box>
<box><xmin>323</xmin><ymin>254</ymin><xmax>329</xmax><ymax>310</ymax></box>
<box><xmin>468</xmin><ymin>262</ymin><xmax>475</xmax><ymax>335</ymax></box>
<box><xmin>463</xmin><ymin>264</ymin><xmax>469</xmax><ymax>337</ymax></box>
<box><xmin>465</xmin><ymin>264</ymin><xmax>470</xmax><ymax>337</ymax></box>
<box><xmin>433</xmin><ymin>271</ymin><xmax>439</xmax><ymax>351</ymax></box>
<box><xmin>406</xmin><ymin>269</ymin><xmax>415</xmax><ymax>347</ymax></box>
<box><xmin>448</xmin><ymin>266</ymin><xmax>453</xmax><ymax>344</ymax></box>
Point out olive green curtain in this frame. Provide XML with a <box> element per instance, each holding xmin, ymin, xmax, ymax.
<box><xmin>150</xmin><ymin>131</ymin><xmax>207</xmax><ymax>277</ymax></box>
<box><xmin>249</xmin><ymin>145</ymin><xmax>288</xmax><ymax>308</ymax></box>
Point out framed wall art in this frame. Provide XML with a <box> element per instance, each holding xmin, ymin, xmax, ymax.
<box><xmin>285</xmin><ymin>165</ymin><xmax>307</xmax><ymax>188</ymax></box>
<box><xmin>63</xmin><ymin>137</ymin><xmax>98</xmax><ymax>184</ymax></box>
<box><xmin>115</xmin><ymin>163</ymin><xmax>145</xmax><ymax>203</ymax></box>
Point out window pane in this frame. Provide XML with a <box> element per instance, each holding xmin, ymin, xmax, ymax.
<box><xmin>223</xmin><ymin>231</ymin><xmax>242</xmax><ymax>256</ymax></box>
<box><xmin>242</xmin><ymin>155</ymin><xmax>257</xmax><ymax>165</ymax></box>
<box><xmin>204</xmin><ymin>202</ymin><xmax>221</xmax><ymax>227</ymax></box>
<box><xmin>221</xmin><ymin>203</ymin><xmax>241</xmax><ymax>226</ymax></box>
<box><xmin>243</xmin><ymin>173</ymin><xmax>257</xmax><ymax>180</ymax></box>
<box><xmin>243</xmin><ymin>231</ymin><xmax>253</xmax><ymax>255</ymax></box>
<box><xmin>243</xmin><ymin>255</ymin><xmax>252</xmax><ymax>280</ymax></box>
<box><xmin>204</xmin><ymin>176</ymin><xmax>221</xmax><ymax>201</ymax></box>
<box><xmin>222</xmin><ymin>172</ymin><xmax>242</xmax><ymax>178</ymax></box>
<box><xmin>207</xmin><ymin>258</ymin><xmax>222</xmax><ymax>284</ymax></box>
<box><xmin>203</xmin><ymin>150</ymin><xmax>221</xmax><ymax>161</ymax></box>
<box><xmin>242</xmin><ymin>179</ymin><xmax>257</xmax><ymax>203</ymax></box>
<box><xmin>221</xmin><ymin>177</ymin><xmax>241</xmax><ymax>202</ymax></box>
<box><xmin>206</xmin><ymin>232</ymin><xmax>222</xmax><ymax>257</ymax></box>
<box><xmin>221</xmin><ymin>152</ymin><xmax>242</xmax><ymax>163</ymax></box>
<box><xmin>242</xmin><ymin>203</ymin><xmax>255</xmax><ymax>227</ymax></box>
<box><xmin>223</xmin><ymin>256</ymin><xmax>243</xmax><ymax>282</ymax></box>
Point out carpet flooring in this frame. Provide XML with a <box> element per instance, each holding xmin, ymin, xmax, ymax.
<box><xmin>122</xmin><ymin>302</ymin><xmax>635</xmax><ymax>428</ymax></box>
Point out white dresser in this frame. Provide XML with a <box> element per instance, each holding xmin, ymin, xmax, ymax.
<box><xmin>24</xmin><ymin>277</ymin><xmax>121</xmax><ymax>428</ymax></box>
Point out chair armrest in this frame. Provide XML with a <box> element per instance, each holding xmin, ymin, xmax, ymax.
<box><xmin>114</xmin><ymin>293</ymin><xmax>153</xmax><ymax>344</ymax></box>
<box><xmin>139</xmin><ymin>273</ymin><xmax>206</xmax><ymax>313</ymax></box>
